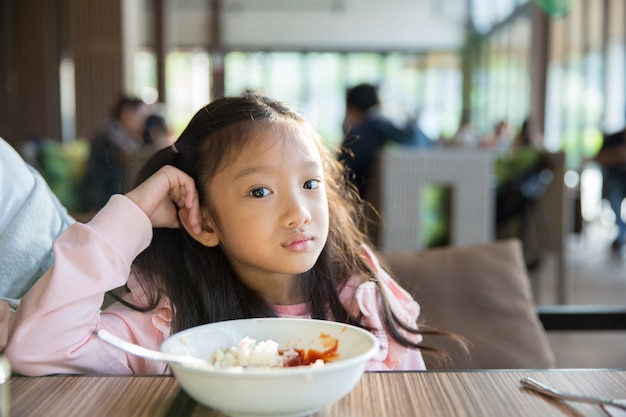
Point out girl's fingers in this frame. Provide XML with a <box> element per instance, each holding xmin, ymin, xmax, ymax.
<box><xmin>126</xmin><ymin>165</ymin><xmax>202</xmax><ymax>232</ymax></box>
<box><xmin>179</xmin><ymin>185</ymin><xmax>202</xmax><ymax>235</ymax></box>
<box><xmin>171</xmin><ymin>173</ymin><xmax>202</xmax><ymax>235</ymax></box>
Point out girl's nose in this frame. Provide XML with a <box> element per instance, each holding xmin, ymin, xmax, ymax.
<box><xmin>283</xmin><ymin>204</ymin><xmax>311</xmax><ymax>228</ymax></box>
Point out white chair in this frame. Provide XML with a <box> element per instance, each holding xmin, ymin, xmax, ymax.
<box><xmin>367</xmin><ymin>148</ymin><xmax>494</xmax><ymax>252</ymax></box>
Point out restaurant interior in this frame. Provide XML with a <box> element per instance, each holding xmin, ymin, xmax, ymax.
<box><xmin>2</xmin><ymin>0</ymin><xmax>626</xmax><ymax>375</ymax></box>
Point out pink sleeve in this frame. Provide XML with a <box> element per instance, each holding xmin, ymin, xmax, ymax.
<box><xmin>5</xmin><ymin>195</ymin><xmax>169</xmax><ymax>376</ymax></box>
<box><xmin>341</xmin><ymin>245</ymin><xmax>426</xmax><ymax>371</ymax></box>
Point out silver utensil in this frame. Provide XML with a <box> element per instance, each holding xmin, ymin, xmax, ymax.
<box><xmin>520</xmin><ymin>377</ymin><xmax>626</xmax><ymax>411</ymax></box>
<box><xmin>95</xmin><ymin>329</ymin><xmax>213</xmax><ymax>369</ymax></box>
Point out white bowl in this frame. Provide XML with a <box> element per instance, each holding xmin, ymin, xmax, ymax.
<box><xmin>160</xmin><ymin>317</ymin><xmax>380</xmax><ymax>417</ymax></box>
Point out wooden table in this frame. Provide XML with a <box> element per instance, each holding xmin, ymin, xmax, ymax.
<box><xmin>7</xmin><ymin>369</ymin><xmax>626</xmax><ymax>417</ymax></box>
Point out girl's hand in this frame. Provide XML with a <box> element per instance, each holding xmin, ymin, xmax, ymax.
<box><xmin>125</xmin><ymin>165</ymin><xmax>202</xmax><ymax>235</ymax></box>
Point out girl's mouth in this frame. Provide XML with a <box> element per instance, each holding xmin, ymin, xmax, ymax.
<box><xmin>282</xmin><ymin>233</ymin><xmax>314</xmax><ymax>252</ymax></box>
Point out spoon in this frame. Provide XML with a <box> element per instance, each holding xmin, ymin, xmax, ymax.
<box><xmin>95</xmin><ymin>329</ymin><xmax>214</xmax><ymax>369</ymax></box>
<box><xmin>520</xmin><ymin>377</ymin><xmax>626</xmax><ymax>411</ymax></box>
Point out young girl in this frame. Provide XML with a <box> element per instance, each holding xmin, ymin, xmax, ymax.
<box><xmin>6</xmin><ymin>94</ymin><xmax>441</xmax><ymax>375</ymax></box>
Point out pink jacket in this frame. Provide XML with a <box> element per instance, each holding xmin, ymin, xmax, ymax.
<box><xmin>5</xmin><ymin>195</ymin><xmax>426</xmax><ymax>375</ymax></box>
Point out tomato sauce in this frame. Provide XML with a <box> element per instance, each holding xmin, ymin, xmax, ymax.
<box><xmin>280</xmin><ymin>333</ymin><xmax>339</xmax><ymax>367</ymax></box>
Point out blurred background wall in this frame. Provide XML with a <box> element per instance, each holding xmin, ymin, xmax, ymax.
<box><xmin>0</xmin><ymin>0</ymin><xmax>623</xmax><ymax>227</ymax></box>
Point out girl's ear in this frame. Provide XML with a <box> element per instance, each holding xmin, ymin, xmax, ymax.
<box><xmin>179</xmin><ymin>207</ymin><xmax>220</xmax><ymax>247</ymax></box>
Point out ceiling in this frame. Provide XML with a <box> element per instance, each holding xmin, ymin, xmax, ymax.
<box><xmin>145</xmin><ymin>0</ymin><xmax>470</xmax><ymax>51</ymax></box>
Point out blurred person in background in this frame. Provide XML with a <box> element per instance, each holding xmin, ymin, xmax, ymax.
<box><xmin>482</xmin><ymin>119</ymin><xmax>513</xmax><ymax>152</ymax></box>
<box><xmin>143</xmin><ymin>113</ymin><xmax>172</xmax><ymax>149</ymax></box>
<box><xmin>511</xmin><ymin>117</ymin><xmax>543</xmax><ymax>152</ymax></box>
<box><xmin>451</xmin><ymin>109</ymin><xmax>481</xmax><ymax>148</ymax></box>
<box><xmin>82</xmin><ymin>94</ymin><xmax>149</xmax><ymax>211</ymax></box>
<box><xmin>338</xmin><ymin>83</ymin><xmax>422</xmax><ymax>199</ymax></box>
<box><xmin>128</xmin><ymin>113</ymin><xmax>173</xmax><ymax>184</ymax></box>
<box><xmin>594</xmin><ymin>126</ymin><xmax>626</xmax><ymax>252</ymax></box>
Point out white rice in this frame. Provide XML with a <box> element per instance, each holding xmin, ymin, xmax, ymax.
<box><xmin>211</xmin><ymin>337</ymin><xmax>324</xmax><ymax>370</ymax></box>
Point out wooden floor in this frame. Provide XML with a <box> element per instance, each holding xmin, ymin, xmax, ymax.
<box><xmin>530</xmin><ymin>220</ymin><xmax>626</xmax><ymax>369</ymax></box>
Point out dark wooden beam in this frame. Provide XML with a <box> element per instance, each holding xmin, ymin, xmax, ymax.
<box><xmin>154</xmin><ymin>0</ymin><xmax>167</xmax><ymax>103</ymax></box>
<box><xmin>210</xmin><ymin>0</ymin><xmax>224</xmax><ymax>99</ymax></box>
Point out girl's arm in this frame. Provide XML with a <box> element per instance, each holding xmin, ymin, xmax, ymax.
<box><xmin>5</xmin><ymin>196</ymin><xmax>155</xmax><ymax>375</ymax></box>
<box><xmin>5</xmin><ymin>166</ymin><xmax>202</xmax><ymax>376</ymax></box>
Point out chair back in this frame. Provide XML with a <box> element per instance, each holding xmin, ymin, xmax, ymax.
<box><xmin>381</xmin><ymin>239</ymin><xmax>556</xmax><ymax>369</ymax></box>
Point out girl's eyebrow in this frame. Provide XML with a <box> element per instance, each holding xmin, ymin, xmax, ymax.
<box><xmin>233</xmin><ymin>165</ymin><xmax>271</xmax><ymax>181</ymax></box>
<box><xmin>233</xmin><ymin>160</ymin><xmax>321</xmax><ymax>181</ymax></box>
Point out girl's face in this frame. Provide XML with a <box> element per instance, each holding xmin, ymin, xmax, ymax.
<box><xmin>202</xmin><ymin>124</ymin><xmax>330</xmax><ymax>302</ymax></box>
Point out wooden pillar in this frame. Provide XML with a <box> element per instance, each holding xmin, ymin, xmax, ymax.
<box><xmin>67</xmin><ymin>0</ymin><xmax>124</xmax><ymax>140</ymax></box>
<box><xmin>530</xmin><ymin>2</ymin><xmax>549</xmax><ymax>135</ymax></box>
<box><xmin>460</xmin><ymin>28</ymin><xmax>475</xmax><ymax>123</ymax></box>
<box><xmin>210</xmin><ymin>0</ymin><xmax>224</xmax><ymax>99</ymax></box>
<box><xmin>0</xmin><ymin>0</ymin><xmax>61</xmax><ymax>150</ymax></box>
<box><xmin>0</xmin><ymin>0</ymin><xmax>125</xmax><ymax>149</ymax></box>
<box><xmin>154</xmin><ymin>0</ymin><xmax>167</xmax><ymax>103</ymax></box>
<box><xmin>0</xmin><ymin>0</ymin><xmax>19</xmax><ymax>145</ymax></box>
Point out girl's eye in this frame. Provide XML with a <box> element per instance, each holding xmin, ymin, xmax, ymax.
<box><xmin>249</xmin><ymin>186</ymin><xmax>271</xmax><ymax>198</ymax></box>
<box><xmin>304</xmin><ymin>179</ymin><xmax>320</xmax><ymax>190</ymax></box>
